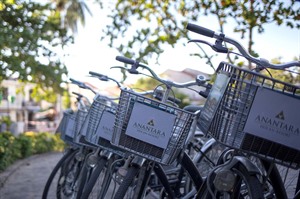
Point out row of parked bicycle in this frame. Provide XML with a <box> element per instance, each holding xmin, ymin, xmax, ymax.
<box><xmin>42</xmin><ymin>23</ymin><xmax>300</xmax><ymax>199</ymax></box>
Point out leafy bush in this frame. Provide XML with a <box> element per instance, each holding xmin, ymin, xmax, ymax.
<box><xmin>0</xmin><ymin>131</ymin><xmax>65</xmax><ymax>171</ymax></box>
<box><xmin>0</xmin><ymin>132</ymin><xmax>20</xmax><ymax>171</ymax></box>
<box><xmin>0</xmin><ymin>116</ymin><xmax>12</xmax><ymax>131</ymax></box>
<box><xmin>17</xmin><ymin>134</ymin><xmax>33</xmax><ymax>158</ymax></box>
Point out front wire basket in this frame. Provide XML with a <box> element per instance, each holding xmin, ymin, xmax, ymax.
<box><xmin>198</xmin><ymin>62</ymin><xmax>300</xmax><ymax>169</ymax></box>
<box><xmin>73</xmin><ymin>109</ymin><xmax>90</xmax><ymax>146</ymax></box>
<box><xmin>81</xmin><ymin>94</ymin><xmax>124</xmax><ymax>156</ymax></box>
<box><xmin>57</xmin><ymin>110</ymin><xmax>76</xmax><ymax>144</ymax></box>
<box><xmin>111</xmin><ymin>88</ymin><xmax>195</xmax><ymax>165</ymax></box>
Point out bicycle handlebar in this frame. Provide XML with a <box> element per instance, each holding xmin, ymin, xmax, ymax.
<box><xmin>89</xmin><ymin>71</ymin><xmax>123</xmax><ymax>88</ymax></box>
<box><xmin>89</xmin><ymin>71</ymin><xmax>109</xmax><ymax>81</ymax></box>
<box><xmin>116</xmin><ymin>56</ymin><xmax>135</xmax><ymax>65</ymax></box>
<box><xmin>186</xmin><ymin>23</ymin><xmax>300</xmax><ymax>69</ymax></box>
<box><xmin>89</xmin><ymin>70</ymin><xmax>181</xmax><ymax>104</ymax></box>
<box><xmin>186</xmin><ymin>23</ymin><xmax>215</xmax><ymax>38</ymax></box>
<box><xmin>116</xmin><ymin>56</ymin><xmax>205</xmax><ymax>88</ymax></box>
<box><xmin>70</xmin><ymin>78</ymin><xmax>97</xmax><ymax>94</ymax></box>
<box><xmin>72</xmin><ymin>91</ymin><xmax>83</xmax><ymax>98</ymax></box>
<box><xmin>70</xmin><ymin>78</ymin><xmax>85</xmax><ymax>87</ymax></box>
<box><xmin>71</xmin><ymin>91</ymin><xmax>91</xmax><ymax>108</ymax></box>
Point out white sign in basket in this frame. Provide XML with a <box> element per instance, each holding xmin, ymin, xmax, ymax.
<box><xmin>125</xmin><ymin>102</ymin><xmax>176</xmax><ymax>149</ymax></box>
<box><xmin>199</xmin><ymin>72</ymin><xmax>230</xmax><ymax>132</ymax></box>
<box><xmin>244</xmin><ymin>87</ymin><xmax>300</xmax><ymax>151</ymax></box>
<box><xmin>97</xmin><ymin>111</ymin><xmax>115</xmax><ymax>141</ymax></box>
<box><xmin>65</xmin><ymin>118</ymin><xmax>75</xmax><ymax>138</ymax></box>
<box><xmin>79</xmin><ymin>113</ymin><xmax>89</xmax><ymax>137</ymax></box>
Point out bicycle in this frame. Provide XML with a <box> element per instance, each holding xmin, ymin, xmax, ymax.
<box><xmin>109</xmin><ymin>55</ymin><xmax>214</xmax><ymax>199</ymax></box>
<box><xmin>42</xmin><ymin>80</ymin><xmax>100</xmax><ymax>199</ymax></box>
<box><xmin>186</xmin><ymin>22</ymin><xmax>300</xmax><ymax>198</ymax></box>
<box><xmin>69</xmin><ymin>72</ymin><xmax>178</xmax><ymax>199</ymax></box>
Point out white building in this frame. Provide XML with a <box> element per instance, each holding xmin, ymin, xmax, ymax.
<box><xmin>0</xmin><ymin>79</ymin><xmax>61</xmax><ymax>135</ymax></box>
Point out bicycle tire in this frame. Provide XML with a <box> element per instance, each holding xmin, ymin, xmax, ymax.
<box><xmin>275</xmin><ymin>164</ymin><xmax>300</xmax><ymax>198</ymax></box>
<box><xmin>181</xmin><ymin>151</ymin><xmax>204</xmax><ymax>190</ymax></box>
<box><xmin>193</xmin><ymin>138</ymin><xmax>226</xmax><ymax>177</ymax></box>
<box><xmin>42</xmin><ymin>148</ymin><xmax>78</xmax><ymax>199</ymax></box>
<box><xmin>113</xmin><ymin>165</ymin><xmax>140</xmax><ymax>199</ymax></box>
<box><xmin>96</xmin><ymin>161</ymin><xmax>114</xmax><ymax>198</ymax></box>
<box><xmin>179</xmin><ymin>138</ymin><xmax>227</xmax><ymax>199</ymax></box>
<box><xmin>80</xmin><ymin>157</ymin><xmax>107</xmax><ymax>199</ymax></box>
<box><xmin>260</xmin><ymin>159</ymin><xmax>288</xmax><ymax>199</ymax></box>
<box><xmin>56</xmin><ymin>148</ymin><xmax>87</xmax><ymax>199</ymax></box>
<box><xmin>152</xmin><ymin>163</ymin><xmax>176</xmax><ymax>198</ymax></box>
<box><xmin>231</xmin><ymin>166</ymin><xmax>264</xmax><ymax>199</ymax></box>
<box><xmin>193</xmin><ymin>139</ymin><xmax>289</xmax><ymax>199</ymax></box>
<box><xmin>75</xmin><ymin>161</ymin><xmax>90</xmax><ymax>199</ymax></box>
<box><xmin>295</xmin><ymin>190</ymin><xmax>300</xmax><ymax>199</ymax></box>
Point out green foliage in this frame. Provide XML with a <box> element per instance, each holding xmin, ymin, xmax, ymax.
<box><xmin>201</xmin><ymin>0</ymin><xmax>300</xmax><ymax>68</ymax></box>
<box><xmin>0</xmin><ymin>132</ymin><xmax>21</xmax><ymax>171</ymax></box>
<box><xmin>52</xmin><ymin>0</ymin><xmax>93</xmax><ymax>33</ymax></box>
<box><xmin>0</xmin><ymin>131</ymin><xmax>65</xmax><ymax>171</ymax></box>
<box><xmin>101</xmin><ymin>0</ymin><xmax>300</xmax><ymax>69</ymax></box>
<box><xmin>173</xmin><ymin>90</ymin><xmax>191</xmax><ymax>109</ymax></box>
<box><xmin>31</xmin><ymin>132</ymin><xmax>55</xmax><ymax>154</ymax></box>
<box><xmin>0</xmin><ymin>0</ymin><xmax>73</xmax><ymax>101</ymax></box>
<box><xmin>262</xmin><ymin>57</ymin><xmax>300</xmax><ymax>85</ymax></box>
<box><xmin>0</xmin><ymin>116</ymin><xmax>12</xmax><ymax>129</ymax></box>
<box><xmin>103</xmin><ymin>0</ymin><xmax>191</xmax><ymax>63</ymax></box>
<box><xmin>62</xmin><ymin>89</ymin><xmax>71</xmax><ymax>109</ymax></box>
<box><xmin>17</xmin><ymin>134</ymin><xmax>33</xmax><ymax>158</ymax></box>
<box><xmin>133</xmin><ymin>77</ymin><xmax>160</xmax><ymax>91</ymax></box>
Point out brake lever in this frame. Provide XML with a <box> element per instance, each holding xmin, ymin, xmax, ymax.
<box><xmin>188</xmin><ymin>39</ymin><xmax>228</xmax><ymax>53</ymax></box>
<box><xmin>69</xmin><ymin>78</ymin><xmax>87</xmax><ymax>89</ymax></box>
<box><xmin>188</xmin><ymin>39</ymin><xmax>214</xmax><ymax>47</ymax></box>
<box><xmin>128</xmin><ymin>61</ymin><xmax>140</xmax><ymax>74</ymax></box>
<box><xmin>110</xmin><ymin>66</ymin><xmax>127</xmax><ymax>70</ymax></box>
<box><xmin>110</xmin><ymin>66</ymin><xmax>140</xmax><ymax>75</ymax></box>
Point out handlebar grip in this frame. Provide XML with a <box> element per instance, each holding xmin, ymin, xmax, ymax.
<box><xmin>89</xmin><ymin>71</ymin><xmax>109</xmax><ymax>81</ymax></box>
<box><xmin>186</xmin><ymin>23</ymin><xmax>215</xmax><ymax>38</ymax></box>
<box><xmin>72</xmin><ymin>92</ymin><xmax>83</xmax><ymax>98</ymax></box>
<box><xmin>69</xmin><ymin>78</ymin><xmax>81</xmax><ymax>85</ymax></box>
<box><xmin>89</xmin><ymin>71</ymin><xmax>106</xmax><ymax>78</ymax></box>
<box><xmin>116</xmin><ymin>56</ymin><xmax>135</xmax><ymax>65</ymax></box>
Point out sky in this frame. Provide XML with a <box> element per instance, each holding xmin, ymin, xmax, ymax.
<box><xmin>63</xmin><ymin>1</ymin><xmax>300</xmax><ymax>90</ymax></box>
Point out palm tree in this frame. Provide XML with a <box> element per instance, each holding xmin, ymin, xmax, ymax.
<box><xmin>52</xmin><ymin>0</ymin><xmax>92</xmax><ymax>33</ymax></box>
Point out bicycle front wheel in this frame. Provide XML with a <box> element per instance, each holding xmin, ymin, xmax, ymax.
<box><xmin>80</xmin><ymin>157</ymin><xmax>107</xmax><ymax>199</ymax></box>
<box><xmin>42</xmin><ymin>148</ymin><xmax>78</xmax><ymax>199</ymax></box>
<box><xmin>196</xmin><ymin>161</ymin><xmax>264</xmax><ymax>199</ymax></box>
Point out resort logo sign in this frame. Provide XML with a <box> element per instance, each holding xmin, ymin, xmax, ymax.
<box><xmin>97</xmin><ymin>111</ymin><xmax>115</xmax><ymax>141</ymax></box>
<box><xmin>254</xmin><ymin>111</ymin><xmax>300</xmax><ymax>137</ymax></box>
<box><xmin>244</xmin><ymin>88</ymin><xmax>300</xmax><ymax>151</ymax></box>
<box><xmin>126</xmin><ymin>102</ymin><xmax>176</xmax><ymax>149</ymax></box>
<box><xmin>275</xmin><ymin>111</ymin><xmax>285</xmax><ymax>120</ymax></box>
<box><xmin>148</xmin><ymin>119</ymin><xmax>155</xmax><ymax>126</ymax></box>
<box><xmin>132</xmin><ymin>119</ymin><xmax>166</xmax><ymax>138</ymax></box>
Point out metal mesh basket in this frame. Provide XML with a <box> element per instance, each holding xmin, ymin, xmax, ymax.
<box><xmin>73</xmin><ymin>109</ymin><xmax>91</xmax><ymax>146</ymax></box>
<box><xmin>198</xmin><ymin>62</ymin><xmax>300</xmax><ymax>168</ymax></box>
<box><xmin>81</xmin><ymin>94</ymin><xmax>124</xmax><ymax>155</ymax></box>
<box><xmin>56</xmin><ymin>110</ymin><xmax>77</xmax><ymax>144</ymax></box>
<box><xmin>111</xmin><ymin>88</ymin><xmax>195</xmax><ymax>165</ymax></box>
